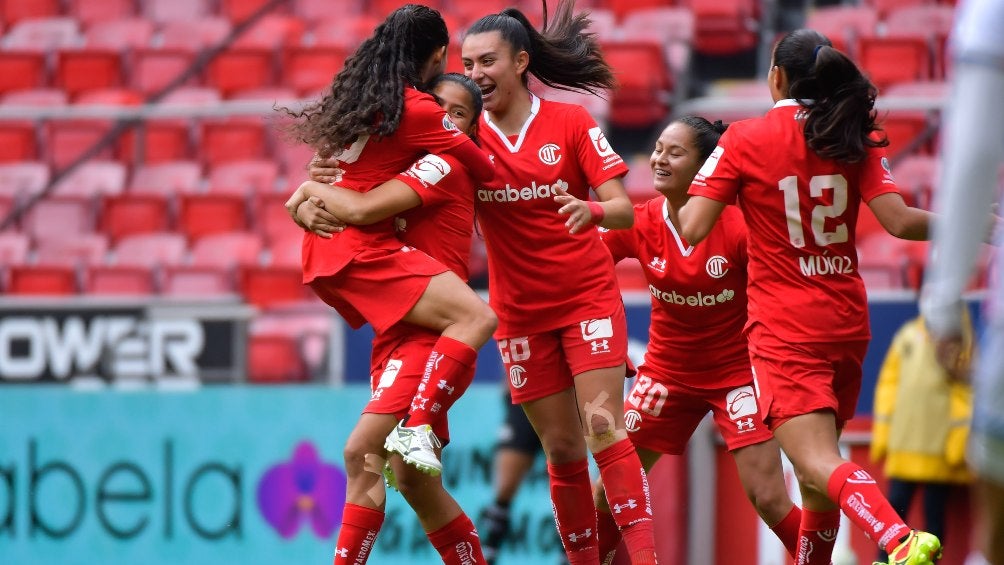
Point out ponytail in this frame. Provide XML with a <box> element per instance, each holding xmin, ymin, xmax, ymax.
<box><xmin>675</xmin><ymin>116</ymin><xmax>728</xmax><ymax>162</ymax></box>
<box><xmin>773</xmin><ymin>29</ymin><xmax>888</xmax><ymax>163</ymax></box>
<box><xmin>465</xmin><ymin>0</ymin><xmax>615</xmax><ymax>95</ymax></box>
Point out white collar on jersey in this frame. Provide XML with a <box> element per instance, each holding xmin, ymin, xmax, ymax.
<box><xmin>663</xmin><ymin>198</ymin><xmax>695</xmax><ymax>257</ymax></box>
<box><xmin>484</xmin><ymin>93</ymin><xmax>541</xmax><ymax>153</ymax></box>
<box><xmin>773</xmin><ymin>98</ymin><xmax>813</xmax><ymax>108</ymax></box>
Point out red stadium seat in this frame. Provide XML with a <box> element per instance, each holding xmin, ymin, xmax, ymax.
<box><xmin>0</xmin><ymin>122</ymin><xmax>38</xmax><ymax>162</ymax></box>
<box><xmin>266</xmin><ymin>233</ymin><xmax>302</xmax><ymax>267</ymax></box>
<box><xmin>0</xmin><ymin>51</ymin><xmax>47</xmax><ymax>94</ymax></box>
<box><xmin>251</xmin><ymin>307</ymin><xmax>332</xmax><ymax>373</ymax></box>
<box><xmin>121</xmin><ymin>119</ymin><xmax>193</xmax><ymax>164</ymax></box>
<box><xmin>275</xmin><ymin>137</ymin><xmax>316</xmax><ymax>178</ymax></box>
<box><xmin>880</xmin><ymin>110</ymin><xmax>934</xmax><ymax>159</ymax></box>
<box><xmin>159</xmin><ymin>17</ymin><xmax>232</xmax><ymax>50</ymax></box>
<box><xmin>864</xmin><ymin>0</ymin><xmax>931</xmax><ymax>18</ymax></box>
<box><xmin>84</xmin><ymin>18</ymin><xmax>154</xmax><ymax>50</ymax></box>
<box><xmin>857</xmin><ymin>33</ymin><xmax>932</xmax><ymax>90</ymax></box>
<box><xmin>219</xmin><ymin>0</ymin><xmax>274</xmax><ymax>22</ymax></box>
<box><xmin>83</xmin><ymin>264</ymin><xmax>156</xmax><ymax>294</ymax></box>
<box><xmin>158</xmin><ymin>86</ymin><xmax>222</xmax><ymax>105</ymax></box>
<box><xmin>113</xmin><ymin>232</ymin><xmax>187</xmax><ymax>267</ymax></box>
<box><xmin>247</xmin><ymin>333</ymin><xmax>309</xmax><ymax>383</ymax></box>
<box><xmin>189</xmin><ymin>231</ymin><xmax>263</xmax><ymax>267</ymax></box>
<box><xmin>0</xmin><ymin>233</ymin><xmax>31</xmax><ymax>263</ymax></box>
<box><xmin>74</xmin><ymin>87</ymin><xmax>143</xmax><ymax>105</ymax></box>
<box><xmin>602</xmin><ymin>40</ymin><xmax>673</xmax><ymax>128</ymax></box>
<box><xmin>4</xmin><ymin>17</ymin><xmax>81</xmax><ymax>51</ymax></box>
<box><xmin>312</xmin><ymin>14</ymin><xmax>381</xmax><ymax>48</ymax></box>
<box><xmin>240</xmin><ymin>266</ymin><xmax>310</xmax><ymax>307</ymax></box>
<box><xmin>1</xmin><ymin>88</ymin><xmax>68</xmax><ymax>106</ymax></box>
<box><xmin>282</xmin><ymin>46</ymin><xmax>348</xmax><ymax>96</ymax></box>
<box><xmin>586</xmin><ymin>8</ymin><xmax>618</xmax><ymax>41</ymax></box>
<box><xmin>232</xmin><ymin>14</ymin><xmax>305</xmax><ymax>48</ymax></box>
<box><xmin>143</xmin><ymin>0</ymin><xmax>213</xmax><ymax>22</ymax></box>
<box><xmin>199</xmin><ymin>118</ymin><xmax>268</xmax><ymax>164</ymax></box>
<box><xmin>605</xmin><ymin>0</ymin><xmax>675</xmax><ymax>20</ymax></box>
<box><xmin>52</xmin><ymin>160</ymin><xmax>127</xmax><ymax>197</ymax></box>
<box><xmin>229</xmin><ymin>87</ymin><xmax>297</xmax><ymax>101</ymax></box>
<box><xmin>804</xmin><ymin>5</ymin><xmax>878</xmax><ymax>54</ymax></box>
<box><xmin>130</xmin><ymin>161</ymin><xmax>203</xmax><ymax>194</ymax></box>
<box><xmin>891</xmin><ymin>154</ymin><xmax>939</xmax><ymax>208</ymax></box>
<box><xmin>688</xmin><ymin>0</ymin><xmax>759</xmax><ymax>55</ymax></box>
<box><xmin>128</xmin><ymin>48</ymin><xmax>198</xmax><ymax>96</ymax></box>
<box><xmin>0</xmin><ymin>161</ymin><xmax>50</xmax><ymax>198</ymax></box>
<box><xmin>34</xmin><ymin>233</ymin><xmax>109</xmax><ymax>266</ymax></box>
<box><xmin>253</xmin><ymin>192</ymin><xmax>302</xmax><ymax>245</ymax></box>
<box><xmin>45</xmin><ymin>120</ymin><xmax>124</xmax><ymax>169</ymax></box>
<box><xmin>178</xmin><ymin>194</ymin><xmax>249</xmax><ymax>240</ymax></box>
<box><xmin>293</xmin><ymin>0</ymin><xmax>359</xmax><ymax>21</ymax></box>
<box><xmin>6</xmin><ymin>265</ymin><xmax>78</xmax><ymax>295</ymax></box>
<box><xmin>615</xmin><ymin>260</ymin><xmax>651</xmax><ymax>292</ymax></box>
<box><xmin>21</xmin><ymin>195</ymin><xmax>96</xmax><ymax>243</ymax></box>
<box><xmin>99</xmin><ymin>193</ymin><xmax>172</xmax><ymax>243</ymax></box>
<box><xmin>207</xmin><ymin>159</ymin><xmax>280</xmax><ymax>195</ymax></box>
<box><xmin>204</xmin><ymin>48</ymin><xmax>276</xmax><ymax>97</ymax></box>
<box><xmin>54</xmin><ymin>49</ymin><xmax>123</xmax><ymax>97</ymax></box>
<box><xmin>2</xmin><ymin>0</ymin><xmax>61</xmax><ymax>25</ymax></box>
<box><xmin>68</xmin><ymin>0</ymin><xmax>137</xmax><ymax>25</ymax></box>
<box><xmin>161</xmin><ymin>265</ymin><xmax>235</xmax><ymax>297</ymax></box>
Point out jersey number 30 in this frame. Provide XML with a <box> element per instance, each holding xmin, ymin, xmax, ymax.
<box><xmin>777</xmin><ymin>174</ymin><xmax>849</xmax><ymax>248</ymax></box>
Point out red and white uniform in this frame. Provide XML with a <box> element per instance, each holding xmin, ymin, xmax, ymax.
<box><xmin>602</xmin><ymin>199</ymin><xmax>771</xmax><ymax>453</ymax></box>
<box><xmin>302</xmin><ymin>88</ymin><xmax>479</xmax><ymax>282</ymax></box>
<box><xmin>688</xmin><ymin>99</ymin><xmax>899</xmax><ymax>343</ymax></box>
<box><xmin>365</xmin><ymin>153</ymin><xmax>477</xmax><ymax>441</ymax></box>
<box><xmin>476</xmin><ymin>95</ymin><xmax>628</xmax><ymax>336</ymax></box>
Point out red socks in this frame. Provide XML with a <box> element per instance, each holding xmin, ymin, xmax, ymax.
<box><xmin>771</xmin><ymin>505</ymin><xmax>802</xmax><ymax>558</ymax></box>
<box><xmin>594</xmin><ymin>439</ymin><xmax>656</xmax><ymax>565</ymax></box>
<box><xmin>796</xmin><ymin>508</ymin><xmax>840</xmax><ymax>565</ymax></box>
<box><xmin>427</xmin><ymin>513</ymin><xmax>487</xmax><ymax>565</ymax></box>
<box><xmin>596</xmin><ymin>508</ymin><xmax>621</xmax><ymax>565</ymax></box>
<box><xmin>547</xmin><ymin>458</ymin><xmax>599</xmax><ymax>564</ymax></box>
<box><xmin>333</xmin><ymin>503</ymin><xmax>384</xmax><ymax>564</ymax></box>
<box><xmin>827</xmin><ymin>462</ymin><xmax>910</xmax><ymax>552</ymax></box>
<box><xmin>406</xmin><ymin>336</ymin><xmax>477</xmax><ymax>427</ymax></box>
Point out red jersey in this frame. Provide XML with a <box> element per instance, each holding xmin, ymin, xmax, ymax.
<box><xmin>302</xmin><ymin>88</ymin><xmax>477</xmax><ymax>282</ymax></box>
<box><xmin>476</xmin><ymin>95</ymin><xmax>629</xmax><ymax>336</ymax></box>
<box><xmin>688</xmin><ymin>100</ymin><xmax>899</xmax><ymax>342</ymax></box>
<box><xmin>602</xmin><ymin>199</ymin><xmax>750</xmax><ymax>388</ymax></box>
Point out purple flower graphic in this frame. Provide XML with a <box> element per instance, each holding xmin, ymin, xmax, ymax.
<box><xmin>257</xmin><ymin>441</ymin><xmax>346</xmax><ymax>538</ymax></box>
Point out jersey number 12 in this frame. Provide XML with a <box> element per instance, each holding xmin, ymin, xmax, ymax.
<box><xmin>777</xmin><ymin>174</ymin><xmax>849</xmax><ymax>248</ymax></box>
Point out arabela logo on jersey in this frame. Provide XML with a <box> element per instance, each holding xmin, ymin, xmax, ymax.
<box><xmin>650</xmin><ymin>286</ymin><xmax>735</xmax><ymax>307</ymax></box>
<box><xmin>509</xmin><ymin>364</ymin><xmax>527</xmax><ymax>388</ymax></box>
<box><xmin>705</xmin><ymin>255</ymin><xmax>729</xmax><ymax>279</ymax></box>
<box><xmin>478</xmin><ymin>178</ymin><xmax>569</xmax><ymax>203</ymax></box>
<box><xmin>588</xmin><ymin>127</ymin><xmax>615</xmax><ymax>158</ymax></box>
<box><xmin>624</xmin><ymin>409</ymin><xmax>643</xmax><ymax>432</ymax></box>
<box><xmin>538</xmin><ymin>143</ymin><xmax>562</xmax><ymax>165</ymax></box>
<box><xmin>404</xmin><ymin>154</ymin><xmax>451</xmax><ymax>187</ymax></box>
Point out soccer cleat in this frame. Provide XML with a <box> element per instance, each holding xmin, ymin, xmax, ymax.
<box><xmin>874</xmin><ymin>530</ymin><xmax>942</xmax><ymax>565</ymax></box>
<box><xmin>382</xmin><ymin>460</ymin><xmax>398</xmax><ymax>491</ymax></box>
<box><xmin>384</xmin><ymin>421</ymin><xmax>443</xmax><ymax>476</ymax></box>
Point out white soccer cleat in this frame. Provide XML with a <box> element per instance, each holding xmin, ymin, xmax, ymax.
<box><xmin>384</xmin><ymin>421</ymin><xmax>443</xmax><ymax>476</ymax></box>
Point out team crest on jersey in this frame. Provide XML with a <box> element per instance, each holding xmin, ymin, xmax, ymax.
<box><xmin>624</xmin><ymin>409</ymin><xmax>643</xmax><ymax>432</ymax></box>
<box><xmin>705</xmin><ymin>255</ymin><xmax>729</xmax><ymax>279</ymax></box>
<box><xmin>509</xmin><ymin>364</ymin><xmax>528</xmax><ymax>389</ymax></box>
<box><xmin>404</xmin><ymin>154</ymin><xmax>451</xmax><ymax>187</ymax></box>
<box><xmin>538</xmin><ymin>143</ymin><xmax>562</xmax><ymax>165</ymax></box>
<box><xmin>587</xmin><ymin>127</ymin><xmax>616</xmax><ymax>158</ymax></box>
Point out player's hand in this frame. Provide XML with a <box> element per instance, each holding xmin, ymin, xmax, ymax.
<box><xmin>554</xmin><ymin>186</ymin><xmax>593</xmax><ymax>234</ymax></box>
<box><xmin>296</xmin><ymin>197</ymin><xmax>345</xmax><ymax>238</ymax></box>
<box><xmin>308</xmin><ymin>154</ymin><xmax>343</xmax><ymax>185</ymax></box>
<box><xmin>933</xmin><ymin>333</ymin><xmax>972</xmax><ymax>382</ymax></box>
<box><xmin>285</xmin><ymin>184</ymin><xmax>310</xmax><ymax>229</ymax></box>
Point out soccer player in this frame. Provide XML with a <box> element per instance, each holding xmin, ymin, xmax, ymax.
<box><xmin>921</xmin><ymin>0</ymin><xmax>1004</xmax><ymax>562</ymax></box>
<box><xmin>284</xmin><ymin>5</ymin><xmax>497</xmax><ymax>478</ymax></box>
<box><xmin>595</xmin><ymin>116</ymin><xmax>802</xmax><ymax>563</ymax></box>
<box><xmin>679</xmin><ymin>29</ymin><xmax>941</xmax><ymax>565</ymax></box>
<box><xmin>295</xmin><ymin>73</ymin><xmax>490</xmax><ymax>565</ymax></box>
<box><xmin>459</xmin><ymin>2</ymin><xmax>657</xmax><ymax>563</ymax></box>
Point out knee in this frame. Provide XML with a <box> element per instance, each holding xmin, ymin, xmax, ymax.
<box><xmin>745</xmin><ymin>480</ymin><xmax>792</xmax><ymax>518</ymax></box>
<box><xmin>343</xmin><ymin>439</ymin><xmax>380</xmax><ymax>477</ymax></box>
<box><xmin>475</xmin><ymin>304</ymin><xmax>498</xmax><ymax>337</ymax></box>
<box><xmin>541</xmin><ymin>432</ymin><xmax>587</xmax><ymax>464</ymax></box>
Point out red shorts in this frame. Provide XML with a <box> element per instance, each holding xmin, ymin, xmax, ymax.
<box><xmin>499</xmin><ymin>304</ymin><xmax>629</xmax><ymax>404</ymax></box>
<box><xmin>747</xmin><ymin>323</ymin><xmax>868</xmax><ymax>430</ymax></box>
<box><xmin>366</xmin><ymin>328</ymin><xmax>452</xmax><ymax>443</ymax></box>
<box><xmin>309</xmin><ymin>246</ymin><xmax>448</xmax><ymax>334</ymax></box>
<box><xmin>624</xmin><ymin>365</ymin><xmax>773</xmax><ymax>455</ymax></box>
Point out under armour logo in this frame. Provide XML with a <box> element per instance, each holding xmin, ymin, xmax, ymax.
<box><xmin>648</xmin><ymin>257</ymin><xmax>667</xmax><ymax>272</ymax></box>
<box><xmin>437</xmin><ymin>380</ymin><xmax>455</xmax><ymax>395</ymax></box>
<box><xmin>736</xmin><ymin>418</ymin><xmax>755</xmax><ymax>431</ymax></box>
<box><xmin>334</xmin><ymin>548</ymin><xmax>349</xmax><ymax>558</ymax></box>
<box><xmin>567</xmin><ymin>528</ymin><xmax>593</xmax><ymax>544</ymax></box>
<box><xmin>591</xmin><ymin>340</ymin><xmax>610</xmax><ymax>353</ymax></box>
<box><xmin>411</xmin><ymin>395</ymin><xmax>429</xmax><ymax>411</ymax></box>
<box><xmin>612</xmin><ymin>499</ymin><xmax>638</xmax><ymax>513</ymax></box>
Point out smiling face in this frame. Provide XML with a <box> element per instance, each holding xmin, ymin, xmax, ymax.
<box><xmin>461</xmin><ymin>30</ymin><xmax>528</xmax><ymax>115</ymax></box>
<box><xmin>650</xmin><ymin>122</ymin><xmax>703</xmax><ymax>199</ymax></box>
<box><xmin>432</xmin><ymin>80</ymin><xmax>477</xmax><ymax>135</ymax></box>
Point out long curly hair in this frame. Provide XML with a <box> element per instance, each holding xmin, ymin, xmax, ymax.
<box><xmin>285</xmin><ymin>4</ymin><xmax>449</xmax><ymax>156</ymax></box>
<box><xmin>774</xmin><ymin>29</ymin><xmax>888</xmax><ymax>163</ymax></box>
